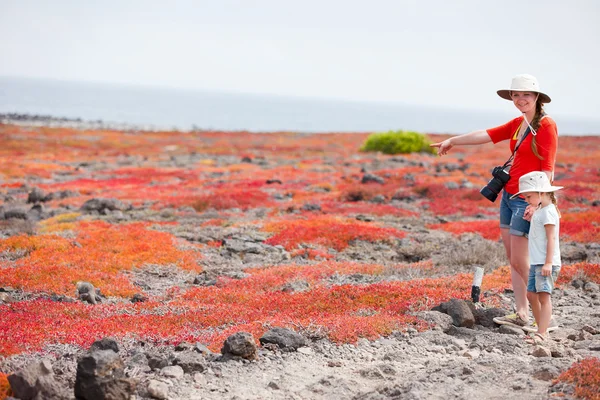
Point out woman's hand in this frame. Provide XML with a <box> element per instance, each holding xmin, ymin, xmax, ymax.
<box><xmin>523</xmin><ymin>204</ymin><xmax>536</xmax><ymax>221</ymax></box>
<box><xmin>430</xmin><ymin>139</ymin><xmax>453</xmax><ymax>156</ymax></box>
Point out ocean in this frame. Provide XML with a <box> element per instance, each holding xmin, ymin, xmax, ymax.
<box><xmin>0</xmin><ymin>76</ymin><xmax>598</xmax><ymax>135</ymax></box>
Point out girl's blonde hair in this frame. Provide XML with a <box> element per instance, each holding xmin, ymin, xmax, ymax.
<box><xmin>547</xmin><ymin>191</ymin><xmax>561</xmax><ymax>218</ymax></box>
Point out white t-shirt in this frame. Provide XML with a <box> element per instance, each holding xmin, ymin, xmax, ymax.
<box><xmin>529</xmin><ymin>203</ymin><xmax>561</xmax><ymax>266</ymax></box>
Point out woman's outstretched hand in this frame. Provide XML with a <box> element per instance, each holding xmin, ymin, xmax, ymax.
<box><xmin>430</xmin><ymin>139</ymin><xmax>453</xmax><ymax>156</ymax></box>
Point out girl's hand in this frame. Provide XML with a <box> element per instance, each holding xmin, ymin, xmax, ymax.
<box><xmin>541</xmin><ymin>263</ymin><xmax>552</xmax><ymax>277</ymax></box>
<box><xmin>430</xmin><ymin>139</ymin><xmax>453</xmax><ymax>156</ymax></box>
<box><xmin>523</xmin><ymin>204</ymin><xmax>536</xmax><ymax>221</ymax></box>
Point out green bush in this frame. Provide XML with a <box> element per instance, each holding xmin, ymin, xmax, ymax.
<box><xmin>360</xmin><ymin>130</ymin><xmax>436</xmax><ymax>155</ymax></box>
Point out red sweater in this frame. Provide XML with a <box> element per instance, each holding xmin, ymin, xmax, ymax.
<box><xmin>486</xmin><ymin>116</ymin><xmax>558</xmax><ymax>195</ymax></box>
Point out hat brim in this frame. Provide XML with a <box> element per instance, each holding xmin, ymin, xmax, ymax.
<box><xmin>497</xmin><ymin>89</ymin><xmax>551</xmax><ymax>104</ymax></box>
<box><xmin>510</xmin><ymin>186</ymin><xmax>563</xmax><ymax>199</ymax></box>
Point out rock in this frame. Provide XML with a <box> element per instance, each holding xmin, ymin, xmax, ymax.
<box><xmin>222</xmin><ymin>238</ymin><xmax>263</xmax><ymax>254</ymax></box>
<box><xmin>80</xmin><ymin>198</ymin><xmax>129</xmax><ymax>213</ymax></box>
<box><xmin>74</xmin><ymin>350</ymin><xmax>136</xmax><ymax>400</ymax></box>
<box><xmin>582</xmin><ymin>324</ymin><xmax>600</xmax><ymax>335</ymax></box>
<box><xmin>267</xmin><ymin>381</ymin><xmax>281</xmax><ymax>390</ymax></box>
<box><xmin>148</xmin><ymin>354</ymin><xmax>170</xmax><ymax>370</ymax></box>
<box><xmin>194</xmin><ymin>343</ymin><xmax>213</xmax><ymax>356</ymax></box>
<box><xmin>588</xmin><ymin>341</ymin><xmax>600</xmax><ymax>351</ymax></box>
<box><xmin>301</xmin><ymin>203</ymin><xmax>322</xmax><ymax>212</ymax></box>
<box><xmin>161</xmin><ymin>365</ymin><xmax>184</xmax><ymax>379</ymax></box>
<box><xmin>259</xmin><ymin>327</ymin><xmax>307</xmax><ymax>352</ymax></box>
<box><xmin>371</xmin><ymin>195</ymin><xmax>386</xmax><ymax>203</ymax></box>
<box><xmin>147</xmin><ymin>379</ymin><xmax>169</xmax><ymax>399</ymax></box>
<box><xmin>193</xmin><ymin>273</ymin><xmax>217</xmax><ymax>286</ymax></box>
<box><xmin>27</xmin><ymin>188</ymin><xmax>46</xmax><ymax>204</ymax></box>
<box><xmin>530</xmin><ymin>346</ymin><xmax>552</xmax><ymax>358</ymax></box>
<box><xmin>3</xmin><ymin>208</ymin><xmax>28</xmax><ymax>220</ymax></box>
<box><xmin>27</xmin><ymin>204</ymin><xmax>46</xmax><ymax>221</ymax></box>
<box><xmin>221</xmin><ymin>332</ymin><xmax>258</xmax><ymax>360</ymax></box>
<box><xmin>89</xmin><ymin>337</ymin><xmax>119</xmax><ymax>353</ymax></box>
<box><xmin>131</xmin><ymin>293</ymin><xmax>147</xmax><ymax>303</ymax></box>
<box><xmin>76</xmin><ymin>281</ymin><xmax>101</xmax><ymax>305</ymax></box>
<box><xmin>571</xmin><ymin>279</ymin><xmax>584</xmax><ymax>289</ymax></box>
<box><xmin>172</xmin><ymin>352</ymin><xmax>206</xmax><ymax>373</ymax></box>
<box><xmin>433</xmin><ymin>299</ymin><xmax>475</xmax><ymax>328</ymax></box>
<box><xmin>127</xmin><ymin>351</ymin><xmax>149</xmax><ymax>368</ymax></box>
<box><xmin>7</xmin><ymin>359</ymin><xmax>69</xmax><ymax>400</ymax></box>
<box><xmin>583</xmin><ymin>282</ymin><xmax>599</xmax><ymax>292</ymax></box>
<box><xmin>361</xmin><ymin>173</ymin><xmax>385</xmax><ymax>184</ymax></box>
<box><xmin>532</xmin><ymin>365</ymin><xmax>561</xmax><ymax>381</ymax></box>
<box><xmin>461</xmin><ymin>349</ymin><xmax>480</xmax><ymax>359</ymax></box>
<box><xmin>413</xmin><ymin>311</ymin><xmax>453</xmax><ymax>332</ymax></box>
<box><xmin>174</xmin><ymin>342</ymin><xmax>194</xmax><ymax>352</ymax></box>
<box><xmin>473</xmin><ymin>307</ymin><xmax>507</xmax><ymax>328</ymax></box>
<box><xmin>498</xmin><ymin>325</ymin><xmax>525</xmax><ymax>336</ymax></box>
<box><xmin>0</xmin><ymin>292</ymin><xmax>16</xmax><ymax>303</ymax></box>
<box><xmin>297</xmin><ymin>347</ymin><xmax>314</xmax><ymax>355</ymax></box>
<box><xmin>280</xmin><ymin>279</ymin><xmax>310</xmax><ymax>293</ymax></box>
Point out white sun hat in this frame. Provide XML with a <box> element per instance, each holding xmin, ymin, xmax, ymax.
<box><xmin>510</xmin><ymin>171</ymin><xmax>563</xmax><ymax>199</ymax></box>
<box><xmin>497</xmin><ymin>74</ymin><xmax>551</xmax><ymax>104</ymax></box>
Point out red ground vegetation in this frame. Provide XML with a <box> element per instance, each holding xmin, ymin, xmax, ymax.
<box><xmin>263</xmin><ymin>215</ymin><xmax>406</xmax><ymax>251</ymax></box>
<box><xmin>554</xmin><ymin>357</ymin><xmax>600</xmax><ymax>400</ymax></box>
<box><xmin>0</xmin><ymin>221</ymin><xmax>202</xmax><ymax>297</ymax></box>
<box><xmin>0</xmin><ymin>124</ymin><xmax>598</xmax><ymax>371</ymax></box>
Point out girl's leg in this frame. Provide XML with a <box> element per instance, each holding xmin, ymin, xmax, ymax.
<box><xmin>509</xmin><ymin>234</ymin><xmax>530</xmax><ymax>320</ymax></box>
<box><xmin>537</xmin><ymin>292</ymin><xmax>552</xmax><ymax>335</ymax></box>
<box><xmin>527</xmin><ymin>291</ymin><xmax>540</xmax><ymax>328</ymax></box>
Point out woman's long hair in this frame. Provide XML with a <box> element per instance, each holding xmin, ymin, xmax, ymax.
<box><xmin>530</xmin><ymin>101</ymin><xmax>545</xmax><ymax>160</ymax></box>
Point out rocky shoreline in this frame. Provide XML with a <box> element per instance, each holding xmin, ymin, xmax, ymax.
<box><xmin>0</xmin><ymin>113</ymin><xmax>162</xmax><ymax>132</ymax></box>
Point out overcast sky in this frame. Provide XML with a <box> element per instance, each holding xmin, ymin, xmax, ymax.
<box><xmin>1</xmin><ymin>0</ymin><xmax>599</xmax><ymax>121</ymax></box>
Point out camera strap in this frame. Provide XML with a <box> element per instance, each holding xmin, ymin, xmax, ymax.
<box><xmin>501</xmin><ymin>125</ymin><xmax>531</xmax><ymax>169</ymax></box>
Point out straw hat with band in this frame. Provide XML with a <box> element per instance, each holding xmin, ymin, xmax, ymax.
<box><xmin>497</xmin><ymin>74</ymin><xmax>551</xmax><ymax>104</ymax></box>
<box><xmin>510</xmin><ymin>171</ymin><xmax>563</xmax><ymax>199</ymax></box>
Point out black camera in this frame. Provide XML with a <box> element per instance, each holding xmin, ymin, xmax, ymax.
<box><xmin>480</xmin><ymin>166</ymin><xmax>510</xmax><ymax>202</ymax></box>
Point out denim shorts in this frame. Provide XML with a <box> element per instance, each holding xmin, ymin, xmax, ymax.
<box><xmin>500</xmin><ymin>190</ymin><xmax>531</xmax><ymax>237</ymax></box>
<box><xmin>527</xmin><ymin>264</ymin><xmax>561</xmax><ymax>294</ymax></box>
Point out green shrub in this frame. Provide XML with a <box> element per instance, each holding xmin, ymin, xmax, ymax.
<box><xmin>360</xmin><ymin>130</ymin><xmax>436</xmax><ymax>155</ymax></box>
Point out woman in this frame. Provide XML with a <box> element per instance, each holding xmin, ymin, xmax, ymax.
<box><xmin>430</xmin><ymin>74</ymin><xmax>558</xmax><ymax>328</ymax></box>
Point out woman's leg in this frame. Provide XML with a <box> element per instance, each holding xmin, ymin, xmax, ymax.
<box><xmin>510</xmin><ymin>235</ymin><xmax>530</xmax><ymax>320</ymax></box>
<box><xmin>501</xmin><ymin>227</ymin><xmax>529</xmax><ymax>320</ymax></box>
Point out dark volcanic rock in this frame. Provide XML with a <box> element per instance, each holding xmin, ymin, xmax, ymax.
<box><xmin>74</xmin><ymin>350</ymin><xmax>136</xmax><ymax>400</ymax></box>
<box><xmin>259</xmin><ymin>327</ymin><xmax>307</xmax><ymax>352</ymax></box>
<box><xmin>221</xmin><ymin>332</ymin><xmax>258</xmax><ymax>360</ymax></box>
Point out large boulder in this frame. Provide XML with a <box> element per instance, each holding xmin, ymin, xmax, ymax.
<box><xmin>221</xmin><ymin>332</ymin><xmax>258</xmax><ymax>360</ymax></box>
<box><xmin>259</xmin><ymin>327</ymin><xmax>307</xmax><ymax>352</ymax></box>
<box><xmin>432</xmin><ymin>299</ymin><xmax>475</xmax><ymax>328</ymax></box>
<box><xmin>8</xmin><ymin>359</ymin><xmax>69</xmax><ymax>400</ymax></box>
<box><xmin>74</xmin><ymin>349</ymin><xmax>136</xmax><ymax>400</ymax></box>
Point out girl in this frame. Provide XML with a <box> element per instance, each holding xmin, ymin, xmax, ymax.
<box><xmin>430</xmin><ymin>74</ymin><xmax>559</xmax><ymax>327</ymax></box>
<box><xmin>511</xmin><ymin>171</ymin><xmax>563</xmax><ymax>342</ymax></box>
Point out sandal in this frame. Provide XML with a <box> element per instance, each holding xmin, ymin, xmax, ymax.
<box><xmin>522</xmin><ymin>318</ymin><xmax>559</xmax><ymax>333</ymax></box>
<box><xmin>493</xmin><ymin>313</ymin><xmax>528</xmax><ymax>327</ymax></box>
<box><xmin>525</xmin><ymin>332</ymin><xmax>547</xmax><ymax>345</ymax></box>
